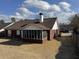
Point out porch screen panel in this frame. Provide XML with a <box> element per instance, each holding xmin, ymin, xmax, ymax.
<box><xmin>34</xmin><ymin>30</ymin><xmax>35</xmax><ymax>39</ymax></box>
<box><xmin>23</xmin><ymin>30</ymin><xmax>26</xmax><ymax>38</ymax></box>
<box><xmin>32</xmin><ymin>30</ymin><xmax>35</xmax><ymax>39</ymax></box>
<box><xmin>36</xmin><ymin>30</ymin><xmax>42</xmax><ymax>40</ymax></box>
<box><xmin>28</xmin><ymin>30</ymin><xmax>30</xmax><ymax>39</ymax></box>
<box><xmin>38</xmin><ymin>30</ymin><xmax>41</xmax><ymax>39</ymax></box>
<box><xmin>23</xmin><ymin>30</ymin><xmax>42</xmax><ymax>40</ymax></box>
<box><xmin>26</xmin><ymin>30</ymin><xmax>28</xmax><ymax>38</ymax></box>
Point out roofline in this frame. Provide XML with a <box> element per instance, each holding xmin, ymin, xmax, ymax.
<box><xmin>24</xmin><ymin>17</ymin><xmax>57</xmax><ymax>20</ymax></box>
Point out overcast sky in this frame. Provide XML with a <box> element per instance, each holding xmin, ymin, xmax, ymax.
<box><xmin>0</xmin><ymin>0</ymin><xmax>78</xmax><ymax>23</ymax></box>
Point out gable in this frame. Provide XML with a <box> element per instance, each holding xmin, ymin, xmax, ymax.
<box><xmin>20</xmin><ymin>24</ymin><xmax>49</xmax><ymax>30</ymax></box>
<box><xmin>22</xmin><ymin>25</ymin><xmax>42</xmax><ymax>30</ymax></box>
<box><xmin>52</xmin><ymin>20</ymin><xmax>59</xmax><ymax>30</ymax></box>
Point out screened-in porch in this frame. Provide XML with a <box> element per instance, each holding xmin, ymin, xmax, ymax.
<box><xmin>21</xmin><ymin>30</ymin><xmax>43</xmax><ymax>40</ymax></box>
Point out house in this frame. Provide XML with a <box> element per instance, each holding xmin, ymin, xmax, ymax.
<box><xmin>5</xmin><ymin>13</ymin><xmax>59</xmax><ymax>42</ymax></box>
<box><xmin>0</xmin><ymin>22</ymin><xmax>11</xmax><ymax>37</ymax></box>
<box><xmin>59</xmin><ymin>24</ymin><xmax>72</xmax><ymax>33</ymax></box>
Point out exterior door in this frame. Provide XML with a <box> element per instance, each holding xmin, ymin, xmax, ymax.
<box><xmin>11</xmin><ymin>30</ymin><xmax>16</xmax><ymax>37</ymax></box>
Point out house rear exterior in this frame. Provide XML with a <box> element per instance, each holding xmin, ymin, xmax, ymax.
<box><xmin>5</xmin><ymin>13</ymin><xmax>59</xmax><ymax>42</ymax></box>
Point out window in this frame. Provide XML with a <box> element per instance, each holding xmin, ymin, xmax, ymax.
<box><xmin>17</xmin><ymin>30</ymin><xmax>20</xmax><ymax>35</ymax></box>
<box><xmin>8</xmin><ymin>30</ymin><xmax>11</xmax><ymax>36</ymax></box>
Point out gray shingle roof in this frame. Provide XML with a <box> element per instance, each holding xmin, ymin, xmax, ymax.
<box><xmin>5</xmin><ymin>18</ymin><xmax>57</xmax><ymax>30</ymax></box>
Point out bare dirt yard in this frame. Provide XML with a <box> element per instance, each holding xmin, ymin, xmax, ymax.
<box><xmin>0</xmin><ymin>36</ymin><xmax>76</xmax><ymax>59</ymax></box>
<box><xmin>0</xmin><ymin>38</ymin><xmax>60</xmax><ymax>59</ymax></box>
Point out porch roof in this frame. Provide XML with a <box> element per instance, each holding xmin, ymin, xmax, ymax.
<box><xmin>20</xmin><ymin>24</ymin><xmax>49</xmax><ymax>30</ymax></box>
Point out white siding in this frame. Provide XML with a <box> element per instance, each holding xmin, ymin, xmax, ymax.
<box><xmin>17</xmin><ymin>30</ymin><xmax>20</xmax><ymax>35</ymax></box>
<box><xmin>8</xmin><ymin>30</ymin><xmax>11</xmax><ymax>36</ymax></box>
<box><xmin>52</xmin><ymin>20</ymin><xmax>59</xmax><ymax>30</ymax></box>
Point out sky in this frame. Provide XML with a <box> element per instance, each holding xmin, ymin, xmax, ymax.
<box><xmin>0</xmin><ymin>0</ymin><xmax>78</xmax><ymax>23</ymax></box>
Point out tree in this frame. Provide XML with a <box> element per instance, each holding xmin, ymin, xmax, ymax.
<box><xmin>0</xmin><ymin>19</ymin><xmax>5</xmax><ymax>24</ymax></box>
<box><xmin>70</xmin><ymin>14</ymin><xmax>79</xmax><ymax>55</ymax></box>
<box><xmin>11</xmin><ymin>17</ymin><xmax>16</xmax><ymax>22</ymax></box>
<box><xmin>69</xmin><ymin>14</ymin><xmax>79</xmax><ymax>29</ymax></box>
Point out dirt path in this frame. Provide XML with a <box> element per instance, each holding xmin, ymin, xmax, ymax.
<box><xmin>55</xmin><ymin>36</ymin><xmax>75</xmax><ymax>59</ymax></box>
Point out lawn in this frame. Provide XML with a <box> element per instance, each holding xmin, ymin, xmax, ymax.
<box><xmin>0</xmin><ymin>38</ymin><xmax>60</xmax><ymax>59</ymax></box>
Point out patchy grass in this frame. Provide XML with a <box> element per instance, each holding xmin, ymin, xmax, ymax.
<box><xmin>0</xmin><ymin>39</ymin><xmax>60</xmax><ymax>59</ymax></box>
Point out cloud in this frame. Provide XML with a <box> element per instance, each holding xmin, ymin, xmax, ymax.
<box><xmin>18</xmin><ymin>7</ymin><xmax>34</xmax><ymax>15</ymax></box>
<box><xmin>16</xmin><ymin>0</ymin><xmax>61</xmax><ymax>18</ymax></box>
<box><xmin>59</xmin><ymin>2</ymin><xmax>71</xmax><ymax>11</ymax></box>
<box><xmin>59</xmin><ymin>2</ymin><xmax>71</xmax><ymax>8</ymax></box>
<box><xmin>16</xmin><ymin>12</ymin><xmax>21</xmax><ymax>16</ymax></box>
<box><xmin>23</xmin><ymin>0</ymin><xmax>50</xmax><ymax>11</ymax></box>
<box><xmin>23</xmin><ymin>0</ymin><xmax>62</xmax><ymax>12</ymax></box>
<box><xmin>49</xmin><ymin>4</ymin><xmax>61</xmax><ymax>12</ymax></box>
<box><xmin>14</xmin><ymin>0</ymin><xmax>75</xmax><ymax>24</ymax></box>
<box><xmin>15</xmin><ymin>7</ymin><xmax>37</xmax><ymax>19</ymax></box>
<box><xmin>0</xmin><ymin>15</ymin><xmax>12</xmax><ymax>22</ymax></box>
<box><xmin>57</xmin><ymin>11</ymin><xmax>76</xmax><ymax>24</ymax></box>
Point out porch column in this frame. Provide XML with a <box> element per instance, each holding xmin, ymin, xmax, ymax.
<box><xmin>47</xmin><ymin>30</ymin><xmax>50</xmax><ymax>40</ymax></box>
<box><xmin>20</xmin><ymin>30</ymin><xmax>21</xmax><ymax>38</ymax></box>
<box><xmin>21</xmin><ymin>30</ymin><xmax>23</xmax><ymax>38</ymax></box>
<box><xmin>41</xmin><ymin>30</ymin><xmax>43</xmax><ymax>40</ymax></box>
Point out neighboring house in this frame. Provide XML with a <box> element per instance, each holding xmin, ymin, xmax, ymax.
<box><xmin>0</xmin><ymin>22</ymin><xmax>11</xmax><ymax>37</ymax></box>
<box><xmin>60</xmin><ymin>24</ymin><xmax>72</xmax><ymax>33</ymax></box>
<box><xmin>5</xmin><ymin>13</ymin><xmax>59</xmax><ymax>42</ymax></box>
